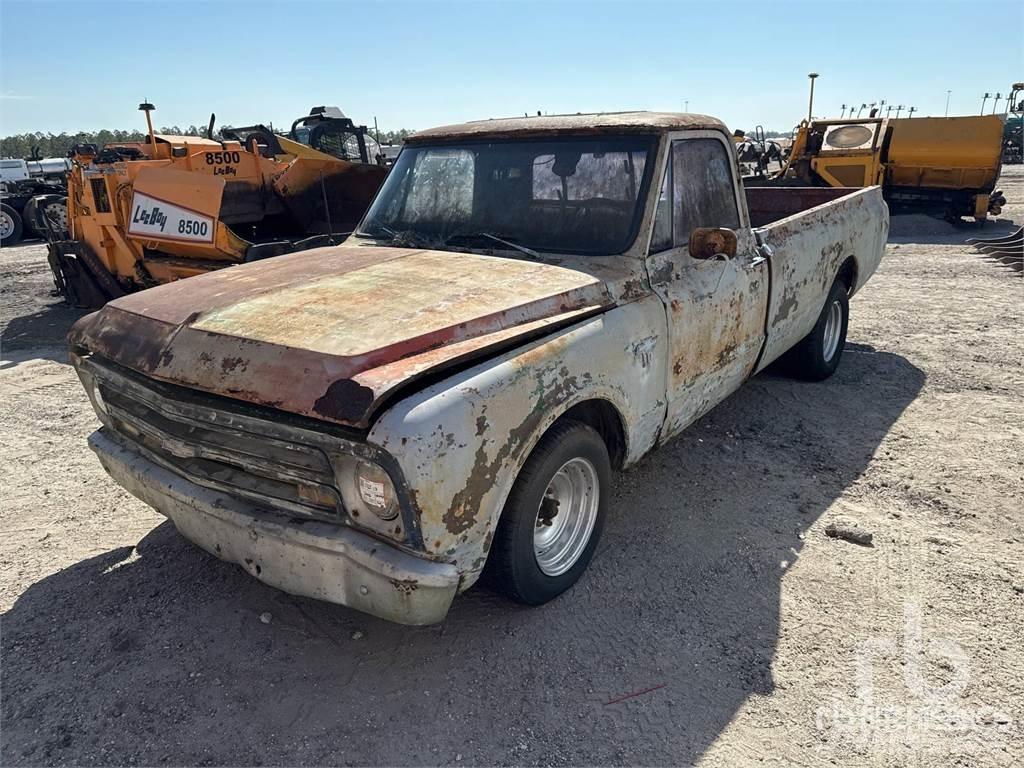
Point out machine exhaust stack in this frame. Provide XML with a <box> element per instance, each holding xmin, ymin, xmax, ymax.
<box><xmin>139</xmin><ymin>101</ymin><xmax>156</xmax><ymax>146</ymax></box>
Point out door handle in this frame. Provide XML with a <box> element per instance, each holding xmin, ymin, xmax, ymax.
<box><xmin>745</xmin><ymin>242</ymin><xmax>772</xmax><ymax>270</ymax></box>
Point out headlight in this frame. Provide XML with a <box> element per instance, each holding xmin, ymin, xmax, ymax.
<box><xmin>333</xmin><ymin>455</ymin><xmax>403</xmax><ymax>537</ymax></box>
<box><xmin>355</xmin><ymin>461</ymin><xmax>399</xmax><ymax>520</ymax></box>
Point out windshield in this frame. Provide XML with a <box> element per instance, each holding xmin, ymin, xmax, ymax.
<box><xmin>356</xmin><ymin>135</ymin><xmax>656</xmax><ymax>255</ymax></box>
<box><xmin>293</xmin><ymin>124</ymin><xmax>376</xmax><ymax>163</ymax></box>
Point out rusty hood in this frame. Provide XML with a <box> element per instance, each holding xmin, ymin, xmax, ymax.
<box><xmin>70</xmin><ymin>245</ymin><xmax>613</xmax><ymax>428</ymax></box>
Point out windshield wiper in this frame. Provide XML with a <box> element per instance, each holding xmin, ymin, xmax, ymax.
<box><xmin>363</xmin><ymin>225</ymin><xmax>429</xmax><ymax>249</ymax></box>
<box><xmin>445</xmin><ymin>231</ymin><xmax>541</xmax><ymax>260</ymax></box>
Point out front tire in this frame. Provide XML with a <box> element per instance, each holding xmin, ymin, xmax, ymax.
<box><xmin>486</xmin><ymin>420</ymin><xmax>610</xmax><ymax>605</ymax></box>
<box><xmin>788</xmin><ymin>278</ymin><xmax>849</xmax><ymax>381</ymax></box>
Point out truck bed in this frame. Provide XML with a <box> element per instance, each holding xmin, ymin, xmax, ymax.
<box><xmin>748</xmin><ymin>185</ymin><xmax>888</xmax><ymax>372</ymax></box>
<box><xmin>744</xmin><ymin>186</ymin><xmax>862</xmax><ymax>227</ymax></box>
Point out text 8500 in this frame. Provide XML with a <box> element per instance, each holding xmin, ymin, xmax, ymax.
<box><xmin>179</xmin><ymin>219</ymin><xmax>209</xmax><ymax>237</ymax></box>
<box><xmin>205</xmin><ymin>151</ymin><xmax>241</xmax><ymax>165</ymax></box>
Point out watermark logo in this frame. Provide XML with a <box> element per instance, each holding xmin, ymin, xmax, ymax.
<box><xmin>815</xmin><ymin>600</ymin><xmax>1015</xmax><ymax>755</ymax></box>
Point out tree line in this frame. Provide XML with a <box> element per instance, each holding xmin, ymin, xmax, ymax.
<box><xmin>1</xmin><ymin>126</ymin><xmax>415</xmax><ymax>160</ymax></box>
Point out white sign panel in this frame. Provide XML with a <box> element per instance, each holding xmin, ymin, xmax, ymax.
<box><xmin>127</xmin><ymin>191</ymin><xmax>214</xmax><ymax>243</ymax></box>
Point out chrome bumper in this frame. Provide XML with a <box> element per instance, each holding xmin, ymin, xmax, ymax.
<box><xmin>89</xmin><ymin>430</ymin><xmax>460</xmax><ymax>625</ymax></box>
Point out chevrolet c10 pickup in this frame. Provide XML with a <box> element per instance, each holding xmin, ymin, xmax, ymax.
<box><xmin>69</xmin><ymin>112</ymin><xmax>888</xmax><ymax>624</ymax></box>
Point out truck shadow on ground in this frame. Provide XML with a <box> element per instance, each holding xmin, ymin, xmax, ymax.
<box><xmin>1</xmin><ymin>345</ymin><xmax>925</xmax><ymax>766</ymax></box>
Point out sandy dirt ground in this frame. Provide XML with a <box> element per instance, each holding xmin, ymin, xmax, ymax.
<box><xmin>1</xmin><ymin>169</ymin><xmax>1022</xmax><ymax>767</ymax></box>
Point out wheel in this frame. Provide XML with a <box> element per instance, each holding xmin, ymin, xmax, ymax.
<box><xmin>43</xmin><ymin>197</ymin><xmax>69</xmax><ymax>238</ymax></box>
<box><xmin>23</xmin><ymin>195</ymin><xmax>68</xmax><ymax>239</ymax></box>
<box><xmin>486</xmin><ymin>420</ymin><xmax>610</xmax><ymax>605</ymax></box>
<box><xmin>0</xmin><ymin>203</ymin><xmax>23</xmax><ymax>246</ymax></box>
<box><xmin>788</xmin><ymin>278</ymin><xmax>849</xmax><ymax>381</ymax></box>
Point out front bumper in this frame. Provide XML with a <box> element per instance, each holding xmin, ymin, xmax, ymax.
<box><xmin>90</xmin><ymin>430</ymin><xmax>460</xmax><ymax>625</ymax></box>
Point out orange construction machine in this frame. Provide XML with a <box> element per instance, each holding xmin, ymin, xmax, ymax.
<box><xmin>47</xmin><ymin>103</ymin><xmax>389</xmax><ymax>307</ymax></box>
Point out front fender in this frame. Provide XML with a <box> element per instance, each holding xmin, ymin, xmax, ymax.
<box><xmin>367</xmin><ymin>296</ymin><xmax>668</xmax><ymax>585</ymax></box>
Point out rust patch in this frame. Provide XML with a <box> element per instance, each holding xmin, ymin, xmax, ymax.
<box><xmin>220</xmin><ymin>356</ymin><xmax>247</xmax><ymax>374</ymax></box>
<box><xmin>313</xmin><ymin>379</ymin><xmax>375</xmax><ymax>422</ymax></box>
<box><xmin>648</xmin><ymin>260</ymin><xmax>674</xmax><ymax>285</ymax></box>
<box><xmin>443</xmin><ymin>362</ymin><xmax>591</xmax><ymax>535</ymax></box>
<box><xmin>715</xmin><ymin>341</ymin><xmax>738</xmax><ymax>368</ymax></box>
<box><xmin>622</xmin><ymin>278</ymin><xmax>645</xmax><ymax>299</ymax></box>
<box><xmin>391</xmin><ymin>579</ymin><xmax>419</xmax><ymax>595</ymax></box>
<box><xmin>775</xmin><ymin>290</ymin><xmax>799</xmax><ymax>322</ymax></box>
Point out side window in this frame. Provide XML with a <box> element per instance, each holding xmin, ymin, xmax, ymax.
<box><xmin>671</xmin><ymin>138</ymin><xmax>740</xmax><ymax>249</ymax></box>
<box><xmin>649</xmin><ymin>161</ymin><xmax>672</xmax><ymax>253</ymax></box>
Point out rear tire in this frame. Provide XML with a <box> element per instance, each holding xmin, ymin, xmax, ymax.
<box><xmin>788</xmin><ymin>279</ymin><xmax>849</xmax><ymax>381</ymax></box>
<box><xmin>0</xmin><ymin>203</ymin><xmax>23</xmax><ymax>246</ymax></box>
<box><xmin>486</xmin><ymin>420</ymin><xmax>610</xmax><ymax>605</ymax></box>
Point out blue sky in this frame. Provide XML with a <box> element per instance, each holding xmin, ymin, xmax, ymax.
<box><xmin>1</xmin><ymin>0</ymin><xmax>1021</xmax><ymax>136</ymax></box>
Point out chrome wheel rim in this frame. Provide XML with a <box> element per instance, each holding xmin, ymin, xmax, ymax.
<box><xmin>822</xmin><ymin>299</ymin><xmax>843</xmax><ymax>361</ymax></box>
<box><xmin>534</xmin><ymin>457</ymin><xmax>599</xmax><ymax>576</ymax></box>
<box><xmin>45</xmin><ymin>202</ymin><xmax>68</xmax><ymax>234</ymax></box>
<box><xmin>0</xmin><ymin>211</ymin><xmax>13</xmax><ymax>239</ymax></box>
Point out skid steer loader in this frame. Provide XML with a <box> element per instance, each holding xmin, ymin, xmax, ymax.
<box><xmin>47</xmin><ymin>103</ymin><xmax>389</xmax><ymax>308</ymax></box>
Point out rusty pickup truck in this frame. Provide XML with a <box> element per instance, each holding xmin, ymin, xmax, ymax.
<box><xmin>69</xmin><ymin>112</ymin><xmax>887</xmax><ymax>624</ymax></box>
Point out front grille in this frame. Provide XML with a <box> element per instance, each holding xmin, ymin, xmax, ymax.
<box><xmin>96</xmin><ymin>370</ymin><xmax>344</xmax><ymax>519</ymax></box>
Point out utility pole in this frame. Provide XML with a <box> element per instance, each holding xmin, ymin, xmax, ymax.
<box><xmin>895</xmin><ymin>104</ymin><xmax>904</xmax><ymax>118</ymax></box>
<box><xmin>908</xmin><ymin>106</ymin><xmax>917</xmax><ymax>118</ymax></box>
<box><xmin>807</xmin><ymin>73</ymin><xmax>819</xmax><ymax>122</ymax></box>
<box><xmin>857</xmin><ymin>103</ymin><xmax>867</xmax><ymax>118</ymax></box>
<box><xmin>945</xmin><ymin>89</ymin><xmax>952</xmax><ymax>116</ymax></box>
<box><xmin>840</xmin><ymin>103</ymin><xmax>847</xmax><ymax>118</ymax></box>
<box><xmin>885</xmin><ymin>105</ymin><xmax>893</xmax><ymax>117</ymax></box>
<box><xmin>981</xmin><ymin>93</ymin><xmax>990</xmax><ymax>114</ymax></box>
<box><xmin>992</xmin><ymin>93</ymin><xmax>1003</xmax><ymax>114</ymax></box>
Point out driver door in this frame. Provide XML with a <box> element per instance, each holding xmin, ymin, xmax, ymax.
<box><xmin>647</xmin><ymin>132</ymin><xmax>769</xmax><ymax>441</ymax></box>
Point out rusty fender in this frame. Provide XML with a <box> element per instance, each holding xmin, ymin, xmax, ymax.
<box><xmin>368</xmin><ymin>295</ymin><xmax>669</xmax><ymax>587</ymax></box>
<box><xmin>755</xmin><ymin>186</ymin><xmax>888</xmax><ymax>371</ymax></box>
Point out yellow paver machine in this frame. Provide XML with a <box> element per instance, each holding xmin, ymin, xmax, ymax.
<box><xmin>47</xmin><ymin>104</ymin><xmax>389</xmax><ymax>307</ymax></box>
<box><xmin>746</xmin><ymin>114</ymin><xmax>1006</xmax><ymax>222</ymax></box>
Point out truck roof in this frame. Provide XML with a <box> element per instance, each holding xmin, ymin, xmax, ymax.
<box><xmin>407</xmin><ymin>111</ymin><xmax>727</xmax><ymax>142</ymax></box>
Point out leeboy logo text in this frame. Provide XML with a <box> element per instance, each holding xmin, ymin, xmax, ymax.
<box><xmin>132</xmin><ymin>204</ymin><xmax>168</xmax><ymax>231</ymax></box>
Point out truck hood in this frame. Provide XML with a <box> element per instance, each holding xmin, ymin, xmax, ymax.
<box><xmin>69</xmin><ymin>245</ymin><xmax>612</xmax><ymax>428</ymax></box>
